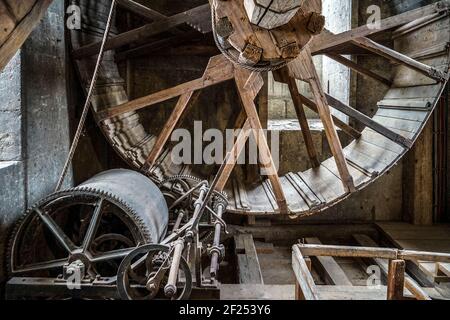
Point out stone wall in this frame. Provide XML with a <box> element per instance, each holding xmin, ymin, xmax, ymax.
<box><xmin>0</xmin><ymin>1</ymin><xmax>71</xmax><ymax>287</ymax></box>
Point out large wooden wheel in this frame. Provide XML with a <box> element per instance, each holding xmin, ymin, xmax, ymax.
<box><xmin>70</xmin><ymin>0</ymin><xmax>450</xmax><ymax>217</ymax></box>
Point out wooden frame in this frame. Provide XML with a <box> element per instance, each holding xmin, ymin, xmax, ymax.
<box><xmin>292</xmin><ymin>243</ymin><xmax>450</xmax><ymax>300</ymax></box>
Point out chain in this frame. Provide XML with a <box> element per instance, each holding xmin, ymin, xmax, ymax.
<box><xmin>55</xmin><ymin>0</ymin><xmax>117</xmax><ymax>192</ymax></box>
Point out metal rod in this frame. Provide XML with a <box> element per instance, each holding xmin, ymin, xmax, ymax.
<box><xmin>209</xmin><ymin>203</ymin><xmax>225</xmax><ymax>279</ymax></box>
<box><xmin>164</xmin><ymin>240</ymin><xmax>185</xmax><ymax>298</ymax></box>
<box><xmin>172</xmin><ymin>210</ymin><xmax>185</xmax><ymax>234</ymax></box>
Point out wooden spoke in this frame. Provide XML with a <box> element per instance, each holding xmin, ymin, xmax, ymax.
<box><xmin>387</xmin><ymin>260</ymin><xmax>406</xmax><ymax>300</ymax></box>
<box><xmin>325</xmin><ymin>94</ymin><xmax>413</xmax><ymax>149</ymax></box>
<box><xmin>310</xmin><ymin>1</ymin><xmax>449</xmax><ymax>54</ymax></box>
<box><xmin>216</xmin><ymin>118</ymin><xmax>252</xmax><ymax>192</ymax></box>
<box><xmin>289</xmin><ymin>48</ymin><xmax>356</xmax><ymax>193</ymax></box>
<box><xmin>72</xmin><ymin>4</ymin><xmax>211</xmax><ymax>59</ymax></box>
<box><xmin>275</xmin><ymin>68</ymin><xmax>320</xmax><ymax>168</ymax></box>
<box><xmin>143</xmin><ymin>91</ymin><xmax>199</xmax><ymax>171</ymax></box>
<box><xmin>326</xmin><ymin>53</ymin><xmax>393</xmax><ymax>87</ymax></box>
<box><xmin>97</xmin><ymin>55</ymin><xmax>234</xmax><ymax>121</ymax></box>
<box><xmin>351</xmin><ymin>37</ymin><xmax>447</xmax><ymax>82</ymax></box>
<box><xmin>235</xmin><ymin>68</ymin><xmax>289</xmax><ymax>214</ymax></box>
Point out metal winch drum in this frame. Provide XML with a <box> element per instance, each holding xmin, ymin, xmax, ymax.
<box><xmin>7</xmin><ymin>169</ymin><xmax>169</xmax><ymax>292</ymax></box>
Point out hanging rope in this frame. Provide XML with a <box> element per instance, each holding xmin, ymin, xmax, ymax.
<box><xmin>55</xmin><ymin>0</ymin><xmax>117</xmax><ymax>192</ymax></box>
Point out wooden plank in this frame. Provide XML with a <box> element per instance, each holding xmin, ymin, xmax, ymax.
<box><xmin>72</xmin><ymin>4</ymin><xmax>211</xmax><ymax>59</ymax></box>
<box><xmin>235</xmin><ymin>68</ymin><xmax>289</xmax><ymax>214</ymax></box>
<box><xmin>0</xmin><ymin>0</ymin><xmax>53</xmax><ymax>72</ymax></box>
<box><xmin>142</xmin><ymin>91</ymin><xmax>198</xmax><ymax>171</ymax></box>
<box><xmin>97</xmin><ymin>55</ymin><xmax>234</xmax><ymax>121</ymax></box>
<box><xmin>325</xmin><ymin>94</ymin><xmax>414</xmax><ymax>149</ymax></box>
<box><xmin>304</xmin><ymin>238</ymin><xmax>352</xmax><ymax>286</ymax></box>
<box><xmin>310</xmin><ymin>2</ymin><xmax>449</xmax><ymax>54</ymax></box>
<box><xmin>292</xmin><ymin>245</ymin><xmax>319</xmax><ymax>300</ymax></box>
<box><xmin>235</xmin><ymin>234</ymin><xmax>264</xmax><ymax>284</ymax></box>
<box><xmin>353</xmin><ymin>234</ymin><xmax>431</xmax><ymax>300</ymax></box>
<box><xmin>290</xmin><ymin>49</ymin><xmax>356</xmax><ymax>193</ymax></box>
<box><xmin>387</xmin><ymin>260</ymin><xmax>406</xmax><ymax>300</ymax></box>
<box><xmin>326</xmin><ymin>53</ymin><xmax>393</xmax><ymax>87</ymax></box>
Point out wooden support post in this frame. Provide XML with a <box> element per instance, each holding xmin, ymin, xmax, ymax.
<box><xmin>235</xmin><ymin>68</ymin><xmax>289</xmax><ymax>214</ymax></box>
<box><xmin>387</xmin><ymin>260</ymin><xmax>406</xmax><ymax>300</ymax></box>
<box><xmin>295</xmin><ymin>257</ymin><xmax>312</xmax><ymax>300</ymax></box>
<box><xmin>289</xmin><ymin>49</ymin><xmax>356</xmax><ymax>192</ymax></box>
<box><xmin>292</xmin><ymin>245</ymin><xmax>319</xmax><ymax>300</ymax></box>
